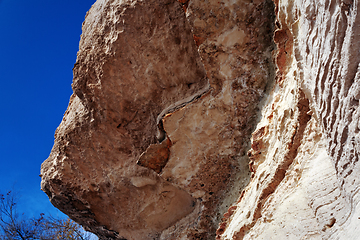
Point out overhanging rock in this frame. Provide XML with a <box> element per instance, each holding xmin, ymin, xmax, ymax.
<box><xmin>41</xmin><ymin>0</ymin><xmax>277</xmax><ymax>239</ymax></box>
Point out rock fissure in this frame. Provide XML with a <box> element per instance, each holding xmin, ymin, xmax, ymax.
<box><xmin>155</xmin><ymin>84</ymin><xmax>211</xmax><ymax>142</ymax></box>
<box><xmin>138</xmin><ymin>85</ymin><xmax>211</xmax><ymax>174</ymax></box>
<box><xmin>227</xmin><ymin>90</ymin><xmax>312</xmax><ymax>240</ymax></box>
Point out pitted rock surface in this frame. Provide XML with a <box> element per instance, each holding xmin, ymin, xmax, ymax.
<box><xmin>42</xmin><ymin>0</ymin><xmax>275</xmax><ymax>239</ymax></box>
<box><xmin>42</xmin><ymin>0</ymin><xmax>360</xmax><ymax>239</ymax></box>
<box><xmin>41</xmin><ymin>0</ymin><xmax>207</xmax><ymax>238</ymax></box>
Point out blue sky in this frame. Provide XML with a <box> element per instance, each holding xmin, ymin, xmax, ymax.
<box><xmin>0</xmin><ymin>0</ymin><xmax>96</xmax><ymax>219</ymax></box>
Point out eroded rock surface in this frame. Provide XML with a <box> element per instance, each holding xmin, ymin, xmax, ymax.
<box><xmin>41</xmin><ymin>0</ymin><xmax>207</xmax><ymax>238</ymax></box>
<box><xmin>217</xmin><ymin>0</ymin><xmax>360</xmax><ymax>239</ymax></box>
<box><xmin>41</xmin><ymin>0</ymin><xmax>274</xmax><ymax>239</ymax></box>
<box><xmin>41</xmin><ymin>0</ymin><xmax>275</xmax><ymax>239</ymax></box>
<box><xmin>42</xmin><ymin>0</ymin><xmax>360</xmax><ymax>239</ymax></box>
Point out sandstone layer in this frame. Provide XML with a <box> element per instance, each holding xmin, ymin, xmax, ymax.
<box><xmin>41</xmin><ymin>0</ymin><xmax>360</xmax><ymax>239</ymax></box>
<box><xmin>41</xmin><ymin>0</ymin><xmax>274</xmax><ymax>239</ymax></box>
<box><xmin>217</xmin><ymin>0</ymin><xmax>360</xmax><ymax>239</ymax></box>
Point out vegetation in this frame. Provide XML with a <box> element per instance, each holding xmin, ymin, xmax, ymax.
<box><xmin>0</xmin><ymin>190</ymin><xmax>95</xmax><ymax>240</ymax></box>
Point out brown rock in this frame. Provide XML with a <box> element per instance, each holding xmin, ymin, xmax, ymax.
<box><xmin>45</xmin><ymin>0</ymin><xmax>360</xmax><ymax>239</ymax></box>
<box><xmin>137</xmin><ymin>137</ymin><xmax>172</xmax><ymax>174</ymax></box>
<box><xmin>41</xmin><ymin>0</ymin><xmax>207</xmax><ymax>238</ymax></box>
<box><xmin>42</xmin><ymin>0</ymin><xmax>276</xmax><ymax>236</ymax></box>
<box><xmin>159</xmin><ymin>1</ymin><xmax>276</xmax><ymax>237</ymax></box>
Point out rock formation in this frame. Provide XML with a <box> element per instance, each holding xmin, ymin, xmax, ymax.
<box><xmin>41</xmin><ymin>0</ymin><xmax>360</xmax><ymax>239</ymax></box>
<box><xmin>217</xmin><ymin>0</ymin><xmax>360</xmax><ymax>239</ymax></box>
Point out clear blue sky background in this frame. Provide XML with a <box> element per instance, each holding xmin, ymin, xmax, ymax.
<box><xmin>0</xmin><ymin>0</ymin><xmax>96</xmax><ymax>219</ymax></box>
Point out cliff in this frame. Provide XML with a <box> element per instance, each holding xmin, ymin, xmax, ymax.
<box><xmin>41</xmin><ymin>0</ymin><xmax>360</xmax><ymax>239</ymax></box>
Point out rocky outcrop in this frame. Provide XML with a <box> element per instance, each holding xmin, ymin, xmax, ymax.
<box><xmin>41</xmin><ymin>0</ymin><xmax>207</xmax><ymax>238</ymax></box>
<box><xmin>41</xmin><ymin>0</ymin><xmax>274</xmax><ymax>238</ymax></box>
<box><xmin>41</xmin><ymin>0</ymin><xmax>360</xmax><ymax>239</ymax></box>
<box><xmin>217</xmin><ymin>0</ymin><xmax>360</xmax><ymax>239</ymax></box>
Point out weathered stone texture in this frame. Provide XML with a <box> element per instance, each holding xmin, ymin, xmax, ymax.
<box><xmin>159</xmin><ymin>0</ymin><xmax>275</xmax><ymax>238</ymax></box>
<box><xmin>41</xmin><ymin>0</ymin><xmax>274</xmax><ymax>239</ymax></box>
<box><xmin>42</xmin><ymin>0</ymin><xmax>360</xmax><ymax>239</ymax></box>
<box><xmin>217</xmin><ymin>0</ymin><xmax>360</xmax><ymax>239</ymax></box>
<box><xmin>42</xmin><ymin>0</ymin><xmax>208</xmax><ymax>238</ymax></box>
